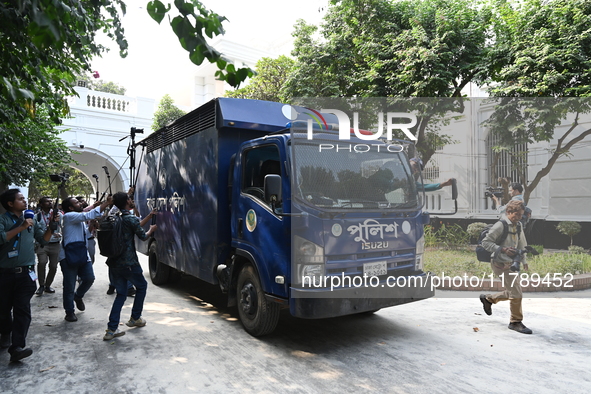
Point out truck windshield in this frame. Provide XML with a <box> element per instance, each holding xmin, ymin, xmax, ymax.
<box><xmin>291</xmin><ymin>141</ymin><xmax>421</xmax><ymax>210</ymax></box>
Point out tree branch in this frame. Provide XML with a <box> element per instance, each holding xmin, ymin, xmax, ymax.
<box><xmin>525</xmin><ymin>123</ymin><xmax>591</xmax><ymax>202</ymax></box>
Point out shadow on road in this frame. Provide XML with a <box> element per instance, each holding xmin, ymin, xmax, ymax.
<box><xmin>160</xmin><ymin>273</ymin><xmax>414</xmax><ymax>357</ymax></box>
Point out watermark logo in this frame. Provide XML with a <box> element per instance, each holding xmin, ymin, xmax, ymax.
<box><xmin>282</xmin><ymin>105</ymin><xmax>418</xmax><ymax>142</ymax></box>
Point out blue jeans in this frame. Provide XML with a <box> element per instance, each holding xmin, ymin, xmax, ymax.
<box><xmin>60</xmin><ymin>260</ymin><xmax>95</xmax><ymax>314</ymax></box>
<box><xmin>108</xmin><ymin>269</ymin><xmax>134</xmax><ymax>290</ymax></box>
<box><xmin>108</xmin><ymin>264</ymin><xmax>147</xmax><ymax>331</ymax></box>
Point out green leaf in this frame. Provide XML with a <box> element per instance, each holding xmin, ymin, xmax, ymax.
<box><xmin>174</xmin><ymin>0</ymin><xmax>195</xmax><ymax>17</ymax></box>
<box><xmin>216</xmin><ymin>58</ymin><xmax>227</xmax><ymax>69</ymax></box>
<box><xmin>236</xmin><ymin>67</ymin><xmax>250</xmax><ymax>82</ymax></box>
<box><xmin>147</xmin><ymin>1</ymin><xmax>170</xmax><ymax>24</ymax></box>
<box><xmin>226</xmin><ymin>73</ymin><xmax>236</xmax><ymax>87</ymax></box>
<box><xmin>190</xmin><ymin>49</ymin><xmax>206</xmax><ymax>65</ymax></box>
<box><xmin>171</xmin><ymin>16</ymin><xmax>195</xmax><ymax>40</ymax></box>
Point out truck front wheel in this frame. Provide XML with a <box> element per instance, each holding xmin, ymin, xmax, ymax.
<box><xmin>236</xmin><ymin>264</ymin><xmax>280</xmax><ymax>336</ymax></box>
<box><xmin>149</xmin><ymin>242</ymin><xmax>170</xmax><ymax>285</ymax></box>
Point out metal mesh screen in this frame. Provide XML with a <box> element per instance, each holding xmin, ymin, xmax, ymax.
<box><xmin>145</xmin><ymin>100</ymin><xmax>216</xmax><ymax>153</ymax></box>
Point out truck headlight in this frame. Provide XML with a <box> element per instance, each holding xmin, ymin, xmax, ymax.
<box><xmin>301</xmin><ymin>264</ymin><xmax>323</xmax><ymax>277</ymax></box>
<box><xmin>294</xmin><ymin>235</ymin><xmax>324</xmax><ymax>285</ymax></box>
<box><xmin>294</xmin><ymin>235</ymin><xmax>324</xmax><ymax>264</ymax></box>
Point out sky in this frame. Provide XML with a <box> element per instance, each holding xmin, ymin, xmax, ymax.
<box><xmin>91</xmin><ymin>0</ymin><xmax>328</xmax><ymax>106</ymax></box>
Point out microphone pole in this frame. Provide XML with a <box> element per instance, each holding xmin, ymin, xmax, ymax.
<box><xmin>92</xmin><ymin>174</ymin><xmax>99</xmax><ymax>201</ymax></box>
<box><xmin>102</xmin><ymin>166</ymin><xmax>112</xmax><ymax>195</ymax></box>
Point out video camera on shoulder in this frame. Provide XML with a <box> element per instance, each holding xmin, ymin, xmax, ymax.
<box><xmin>510</xmin><ymin>246</ymin><xmax>540</xmax><ymax>272</ymax></box>
<box><xmin>49</xmin><ymin>172</ymin><xmax>69</xmax><ymax>183</ymax></box>
<box><xmin>485</xmin><ymin>186</ymin><xmax>504</xmax><ymax>199</ymax></box>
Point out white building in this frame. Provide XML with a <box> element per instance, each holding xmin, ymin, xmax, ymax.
<box><xmin>60</xmin><ymin>39</ymin><xmax>275</xmax><ymax>199</ymax></box>
<box><xmin>58</xmin><ymin>86</ymin><xmax>155</xmax><ymax>198</ymax></box>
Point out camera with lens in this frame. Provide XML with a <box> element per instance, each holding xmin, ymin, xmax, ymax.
<box><xmin>485</xmin><ymin>186</ymin><xmax>504</xmax><ymax>199</ymax></box>
<box><xmin>48</xmin><ymin>172</ymin><xmax>69</xmax><ymax>231</ymax></box>
<box><xmin>509</xmin><ymin>246</ymin><xmax>539</xmax><ymax>272</ymax></box>
<box><xmin>49</xmin><ymin>172</ymin><xmax>69</xmax><ymax>183</ymax></box>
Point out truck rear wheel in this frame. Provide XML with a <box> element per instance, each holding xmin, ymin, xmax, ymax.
<box><xmin>237</xmin><ymin>264</ymin><xmax>280</xmax><ymax>336</ymax></box>
<box><xmin>149</xmin><ymin>242</ymin><xmax>170</xmax><ymax>285</ymax></box>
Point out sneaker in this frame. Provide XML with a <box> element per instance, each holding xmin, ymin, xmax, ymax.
<box><xmin>508</xmin><ymin>321</ymin><xmax>533</xmax><ymax>334</ymax></box>
<box><xmin>65</xmin><ymin>312</ymin><xmax>78</xmax><ymax>322</ymax></box>
<box><xmin>127</xmin><ymin>287</ymin><xmax>136</xmax><ymax>297</ymax></box>
<box><xmin>74</xmin><ymin>297</ymin><xmax>85</xmax><ymax>311</ymax></box>
<box><xmin>480</xmin><ymin>294</ymin><xmax>492</xmax><ymax>316</ymax></box>
<box><xmin>106</xmin><ymin>285</ymin><xmax>115</xmax><ymax>295</ymax></box>
<box><xmin>103</xmin><ymin>329</ymin><xmax>125</xmax><ymax>340</ymax></box>
<box><xmin>44</xmin><ymin>286</ymin><xmax>55</xmax><ymax>293</ymax></box>
<box><xmin>9</xmin><ymin>347</ymin><xmax>33</xmax><ymax>362</ymax></box>
<box><xmin>126</xmin><ymin>317</ymin><xmax>146</xmax><ymax>327</ymax></box>
<box><xmin>35</xmin><ymin>286</ymin><xmax>44</xmax><ymax>296</ymax></box>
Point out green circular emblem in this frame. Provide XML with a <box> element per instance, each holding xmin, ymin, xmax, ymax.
<box><xmin>246</xmin><ymin>209</ymin><xmax>257</xmax><ymax>232</ymax></box>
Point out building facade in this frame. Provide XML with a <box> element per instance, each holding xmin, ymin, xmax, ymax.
<box><xmin>422</xmin><ymin>98</ymin><xmax>591</xmax><ymax>247</ymax></box>
<box><xmin>58</xmin><ymin>86</ymin><xmax>155</xmax><ymax>198</ymax></box>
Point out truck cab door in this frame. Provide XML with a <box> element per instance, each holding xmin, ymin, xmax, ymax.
<box><xmin>232</xmin><ymin>143</ymin><xmax>289</xmax><ymax>298</ymax></box>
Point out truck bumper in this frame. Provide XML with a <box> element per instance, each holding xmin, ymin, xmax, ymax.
<box><xmin>289</xmin><ymin>273</ymin><xmax>434</xmax><ymax>319</ymax></box>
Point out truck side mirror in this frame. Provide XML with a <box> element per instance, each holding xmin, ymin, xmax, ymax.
<box><xmin>428</xmin><ymin>178</ymin><xmax>458</xmax><ymax>216</ymax></box>
<box><xmin>264</xmin><ymin>174</ymin><xmax>282</xmax><ymax>206</ymax></box>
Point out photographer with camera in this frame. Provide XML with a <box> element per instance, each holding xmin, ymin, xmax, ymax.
<box><xmin>59</xmin><ymin>195</ymin><xmax>112</xmax><ymax>322</ymax></box>
<box><xmin>103</xmin><ymin>191</ymin><xmax>156</xmax><ymax>340</ymax></box>
<box><xmin>479</xmin><ymin>200</ymin><xmax>532</xmax><ymax>334</ymax></box>
<box><xmin>34</xmin><ymin>196</ymin><xmax>62</xmax><ymax>296</ymax></box>
<box><xmin>489</xmin><ymin>183</ymin><xmax>532</xmax><ymax>228</ymax></box>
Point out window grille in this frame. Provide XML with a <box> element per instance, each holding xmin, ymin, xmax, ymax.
<box><xmin>423</xmin><ymin>154</ymin><xmax>440</xmax><ymax>181</ymax></box>
<box><xmin>487</xmin><ymin>133</ymin><xmax>528</xmax><ymax>186</ymax></box>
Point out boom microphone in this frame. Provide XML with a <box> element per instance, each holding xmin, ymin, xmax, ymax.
<box><xmin>24</xmin><ymin>209</ymin><xmax>35</xmax><ymax>232</ymax></box>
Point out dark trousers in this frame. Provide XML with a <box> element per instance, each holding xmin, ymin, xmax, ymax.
<box><xmin>0</xmin><ymin>270</ymin><xmax>36</xmax><ymax>352</ymax></box>
<box><xmin>61</xmin><ymin>260</ymin><xmax>95</xmax><ymax>314</ymax></box>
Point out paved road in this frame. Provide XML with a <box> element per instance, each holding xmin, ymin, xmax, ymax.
<box><xmin>1</xmin><ymin>253</ymin><xmax>590</xmax><ymax>393</ymax></box>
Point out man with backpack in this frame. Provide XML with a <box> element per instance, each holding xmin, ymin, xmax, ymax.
<box><xmin>103</xmin><ymin>191</ymin><xmax>156</xmax><ymax>341</ymax></box>
<box><xmin>479</xmin><ymin>200</ymin><xmax>532</xmax><ymax>334</ymax></box>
